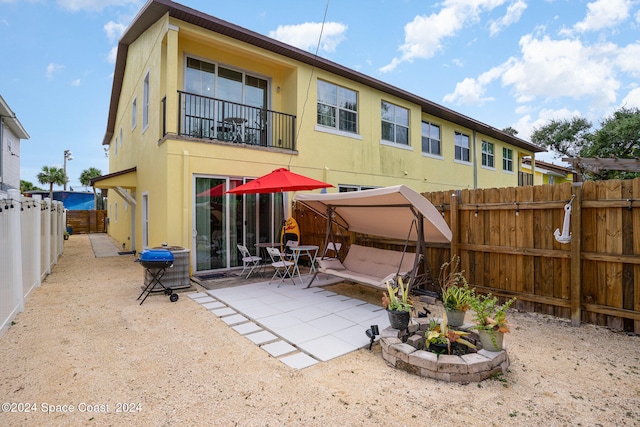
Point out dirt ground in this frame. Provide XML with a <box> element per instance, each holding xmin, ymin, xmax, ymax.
<box><xmin>0</xmin><ymin>234</ymin><xmax>638</xmax><ymax>426</ymax></box>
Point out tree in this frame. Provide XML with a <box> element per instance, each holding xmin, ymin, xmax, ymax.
<box><xmin>79</xmin><ymin>167</ymin><xmax>104</xmax><ymax>209</ymax></box>
<box><xmin>502</xmin><ymin>126</ymin><xmax>518</xmax><ymax>136</ymax></box>
<box><xmin>79</xmin><ymin>167</ymin><xmax>102</xmax><ymax>190</ymax></box>
<box><xmin>530</xmin><ymin>107</ymin><xmax>640</xmax><ymax>180</ymax></box>
<box><xmin>530</xmin><ymin>116</ymin><xmax>593</xmax><ymax>159</ymax></box>
<box><xmin>20</xmin><ymin>180</ymin><xmax>43</xmax><ymax>194</ymax></box>
<box><xmin>37</xmin><ymin>166</ymin><xmax>66</xmax><ymax>199</ymax></box>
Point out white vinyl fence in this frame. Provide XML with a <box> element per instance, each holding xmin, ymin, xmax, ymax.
<box><xmin>1</xmin><ymin>189</ymin><xmax>65</xmax><ymax>338</ymax></box>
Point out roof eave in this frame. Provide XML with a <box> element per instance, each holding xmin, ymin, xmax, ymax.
<box><xmin>102</xmin><ymin>0</ymin><xmax>544</xmax><ymax>154</ymax></box>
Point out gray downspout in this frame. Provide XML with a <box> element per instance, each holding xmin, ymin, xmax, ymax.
<box><xmin>473</xmin><ymin>130</ymin><xmax>478</xmax><ymax>189</ymax></box>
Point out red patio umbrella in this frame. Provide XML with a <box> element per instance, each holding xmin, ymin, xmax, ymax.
<box><xmin>226</xmin><ymin>168</ymin><xmax>333</xmax><ymax>243</ymax></box>
<box><xmin>225</xmin><ymin>168</ymin><xmax>333</xmax><ymax>195</ymax></box>
<box><xmin>196</xmin><ymin>182</ymin><xmax>226</xmax><ymax>198</ymax></box>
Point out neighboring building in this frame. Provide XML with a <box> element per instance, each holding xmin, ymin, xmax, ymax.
<box><xmin>521</xmin><ymin>158</ymin><xmax>573</xmax><ymax>185</ymax></box>
<box><xmin>0</xmin><ymin>95</ymin><xmax>29</xmax><ymax>194</ymax></box>
<box><xmin>93</xmin><ymin>0</ymin><xmax>544</xmax><ymax>275</ymax></box>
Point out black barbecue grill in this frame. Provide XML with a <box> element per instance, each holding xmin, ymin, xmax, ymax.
<box><xmin>135</xmin><ymin>249</ymin><xmax>179</xmax><ymax>305</ymax></box>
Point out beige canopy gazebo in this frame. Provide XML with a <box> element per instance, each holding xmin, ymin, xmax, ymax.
<box><xmin>295</xmin><ymin>185</ymin><xmax>452</xmax><ymax>291</ymax></box>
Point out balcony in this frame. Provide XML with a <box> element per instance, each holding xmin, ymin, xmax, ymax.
<box><xmin>172</xmin><ymin>91</ymin><xmax>296</xmax><ymax>151</ymax></box>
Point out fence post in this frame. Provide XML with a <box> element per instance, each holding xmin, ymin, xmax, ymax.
<box><xmin>570</xmin><ymin>184</ymin><xmax>583</xmax><ymax>326</ymax></box>
<box><xmin>8</xmin><ymin>189</ymin><xmax>24</xmax><ymax>312</ymax></box>
<box><xmin>42</xmin><ymin>198</ymin><xmax>51</xmax><ymax>276</ymax></box>
<box><xmin>450</xmin><ymin>192</ymin><xmax>459</xmax><ymax>258</ymax></box>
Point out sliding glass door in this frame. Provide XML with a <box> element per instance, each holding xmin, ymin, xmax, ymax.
<box><xmin>194</xmin><ymin>176</ymin><xmax>283</xmax><ymax>273</ymax></box>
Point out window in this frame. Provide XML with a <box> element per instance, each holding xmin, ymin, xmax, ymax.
<box><xmin>481</xmin><ymin>141</ymin><xmax>494</xmax><ymax>168</ymax></box>
<box><xmin>421</xmin><ymin>121</ymin><xmax>441</xmax><ymax>155</ymax></box>
<box><xmin>381</xmin><ymin>101</ymin><xmax>409</xmax><ymax>145</ymax></box>
<box><xmin>184</xmin><ymin>57</ymin><xmax>268</xmax><ymax>141</ymax></box>
<box><xmin>454</xmin><ymin>131</ymin><xmax>470</xmax><ymax>162</ymax></box>
<box><xmin>338</xmin><ymin>184</ymin><xmax>377</xmax><ymax>192</ymax></box>
<box><xmin>142</xmin><ymin>71</ymin><xmax>149</xmax><ymax>130</ymax></box>
<box><xmin>120</xmin><ymin>127</ymin><xmax>123</xmax><ymax>148</ymax></box>
<box><xmin>503</xmin><ymin>147</ymin><xmax>513</xmax><ymax>172</ymax></box>
<box><xmin>317</xmin><ymin>80</ymin><xmax>358</xmax><ymax>133</ymax></box>
<box><xmin>132</xmin><ymin>97</ymin><xmax>137</xmax><ymax>130</ymax></box>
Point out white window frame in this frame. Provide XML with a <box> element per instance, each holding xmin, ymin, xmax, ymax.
<box><xmin>381</xmin><ymin>101</ymin><xmax>410</xmax><ymax>146</ymax></box>
<box><xmin>454</xmin><ymin>131</ymin><xmax>471</xmax><ymax>163</ymax></box>
<box><xmin>421</xmin><ymin>121</ymin><xmax>441</xmax><ymax>157</ymax></box>
<box><xmin>142</xmin><ymin>70</ymin><xmax>150</xmax><ymax>131</ymax></box>
<box><xmin>503</xmin><ymin>147</ymin><xmax>514</xmax><ymax>172</ymax></box>
<box><xmin>132</xmin><ymin>97</ymin><xmax>137</xmax><ymax>130</ymax></box>
<box><xmin>316</xmin><ymin>80</ymin><xmax>358</xmax><ymax>134</ymax></box>
<box><xmin>481</xmin><ymin>141</ymin><xmax>495</xmax><ymax>169</ymax></box>
<box><xmin>338</xmin><ymin>184</ymin><xmax>378</xmax><ymax>192</ymax></box>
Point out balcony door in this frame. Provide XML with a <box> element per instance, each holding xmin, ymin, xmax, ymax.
<box><xmin>193</xmin><ymin>176</ymin><xmax>283</xmax><ymax>273</ymax></box>
<box><xmin>184</xmin><ymin>57</ymin><xmax>268</xmax><ymax>143</ymax></box>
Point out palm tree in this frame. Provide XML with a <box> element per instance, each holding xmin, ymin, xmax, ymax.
<box><xmin>79</xmin><ymin>167</ymin><xmax>102</xmax><ymax>190</ymax></box>
<box><xmin>79</xmin><ymin>167</ymin><xmax>103</xmax><ymax>208</ymax></box>
<box><xmin>20</xmin><ymin>180</ymin><xmax>43</xmax><ymax>194</ymax></box>
<box><xmin>37</xmin><ymin>166</ymin><xmax>66</xmax><ymax>199</ymax></box>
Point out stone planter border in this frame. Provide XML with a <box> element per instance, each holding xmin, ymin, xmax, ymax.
<box><xmin>379</xmin><ymin>318</ymin><xmax>510</xmax><ymax>383</ymax></box>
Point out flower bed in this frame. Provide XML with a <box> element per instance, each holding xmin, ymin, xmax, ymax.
<box><xmin>379</xmin><ymin>318</ymin><xmax>510</xmax><ymax>383</ymax></box>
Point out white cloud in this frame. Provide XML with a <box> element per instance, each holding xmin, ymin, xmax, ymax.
<box><xmin>269</xmin><ymin>22</ymin><xmax>347</xmax><ymax>54</ymax></box>
<box><xmin>46</xmin><ymin>62</ymin><xmax>64</xmax><ymax>79</ymax></box>
<box><xmin>56</xmin><ymin>0</ymin><xmax>140</xmax><ymax>12</ymax></box>
<box><xmin>107</xmin><ymin>46</ymin><xmax>118</xmax><ymax>64</ymax></box>
<box><xmin>614</xmin><ymin>42</ymin><xmax>640</xmax><ymax>77</ymax></box>
<box><xmin>489</xmin><ymin>0</ymin><xmax>527</xmax><ymax>36</ymax></box>
<box><xmin>514</xmin><ymin>107</ymin><xmax>583</xmax><ymax>142</ymax></box>
<box><xmin>501</xmin><ymin>35</ymin><xmax>620</xmax><ymax>108</ymax></box>
<box><xmin>71</xmin><ymin>78</ymin><xmax>81</xmax><ymax>86</ymax></box>
<box><xmin>443</xmin><ymin>77</ymin><xmax>492</xmax><ymax>105</ymax></box>
<box><xmin>572</xmin><ymin>0</ymin><xmax>631</xmax><ymax>33</ymax></box>
<box><xmin>380</xmin><ymin>0</ymin><xmax>508</xmax><ymax>72</ymax></box>
<box><xmin>443</xmin><ymin>62</ymin><xmax>507</xmax><ymax>105</ymax></box>
<box><xmin>104</xmin><ymin>20</ymin><xmax>126</xmax><ymax>43</ymax></box>
<box><xmin>620</xmin><ymin>88</ymin><xmax>640</xmax><ymax>109</ymax></box>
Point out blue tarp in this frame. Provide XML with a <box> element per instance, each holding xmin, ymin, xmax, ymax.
<box><xmin>27</xmin><ymin>191</ymin><xmax>95</xmax><ymax>210</ymax></box>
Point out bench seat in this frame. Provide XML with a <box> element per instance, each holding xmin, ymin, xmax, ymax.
<box><xmin>316</xmin><ymin>244</ymin><xmax>417</xmax><ymax>290</ymax></box>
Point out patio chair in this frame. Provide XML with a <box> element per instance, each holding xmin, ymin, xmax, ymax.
<box><xmin>266</xmin><ymin>246</ymin><xmax>295</xmax><ymax>286</ymax></box>
<box><xmin>324</xmin><ymin>242</ymin><xmax>341</xmax><ymax>260</ymax></box>
<box><xmin>237</xmin><ymin>244</ymin><xmax>262</xmax><ymax>278</ymax></box>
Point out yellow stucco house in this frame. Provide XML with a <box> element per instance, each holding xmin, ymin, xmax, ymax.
<box><xmin>521</xmin><ymin>158</ymin><xmax>573</xmax><ymax>185</ymax></box>
<box><xmin>94</xmin><ymin>0</ymin><xmax>544</xmax><ymax>275</ymax></box>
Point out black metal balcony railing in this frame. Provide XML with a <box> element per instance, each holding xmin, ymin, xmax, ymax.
<box><xmin>175</xmin><ymin>91</ymin><xmax>296</xmax><ymax>151</ymax></box>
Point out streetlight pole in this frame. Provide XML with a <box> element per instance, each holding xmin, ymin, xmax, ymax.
<box><xmin>63</xmin><ymin>149</ymin><xmax>73</xmax><ymax>191</ymax></box>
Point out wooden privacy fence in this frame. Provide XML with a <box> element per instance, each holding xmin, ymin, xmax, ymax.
<box><xmin>66</xmin><ymin>210</ymin><xmax>107</xmax><ymax>234</ymax></box>
<box><xmin>294</xmin><ymin>178</ymin><xmax>640</xmax><ymax>333</ymax></box>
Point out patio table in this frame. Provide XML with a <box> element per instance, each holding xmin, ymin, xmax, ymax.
<box><xmin>289</xmin><ymin>245</ymin><xmax>319</xmax><ymax>285</ymax></box>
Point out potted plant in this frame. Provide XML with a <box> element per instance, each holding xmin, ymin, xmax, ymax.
<box><xmin>469</xmin><ymin>293</ymin><xmax>516</xmax><ymax>351</ymax></box>
<box><xmin>439</xmin><ymin>256</ymin><xmax>474</xmax><ymax>327</ymax></box>
<box><xmin>382</xmin><ymin>276</ymin><xmax>413</xmax><ymax>330</ymax></box>
<box><xmin>425</xmin><ymin>313</ymin><xmax>476</xmax><ymax>355</ymax></box>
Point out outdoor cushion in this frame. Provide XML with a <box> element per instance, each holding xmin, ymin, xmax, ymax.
<box><xmin>318</xmin><ymin>244</ymin><xmax>417</xmax><ymax>289</ymax></box>
<box><xmin>317</xmin><ymin>258</ymin><xmax>346</xmax><ymax>270</ymax></box>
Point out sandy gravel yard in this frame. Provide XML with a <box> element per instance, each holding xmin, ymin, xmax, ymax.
<box><xmin>0</xmin><ymin>234</ymin><xmax>639</xmax><ymax>426</ymax></box>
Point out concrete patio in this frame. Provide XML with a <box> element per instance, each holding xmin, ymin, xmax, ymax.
<box><xmin>189</xmin><ymin>278</ymin><xmax>390</xmax><ymax>369</ymax></box>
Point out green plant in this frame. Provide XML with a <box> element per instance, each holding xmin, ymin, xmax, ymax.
<box><xmin>470</xmin><ymin>293</ymin><xmax>516</xmax><ymax>333</ymax></box>
<box><xmin>439</xmin><ymin>256</ymin><xmax>474</xmax><ymax>312</ymax></box>
<box><xmin>382</xmin><ymin>276</ymin><xmax>413</xmax><ymax>312</ymax></box>
<box><xmin>425</xmin><ymin>312</ymin><xmax>476</xmax><ymax>354</ymax></box>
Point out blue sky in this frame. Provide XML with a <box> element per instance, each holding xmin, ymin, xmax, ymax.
<box><xmin>2</xmin><ymin>0</ymin><xmax>639</xmax><ymax>190</ymax></box>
